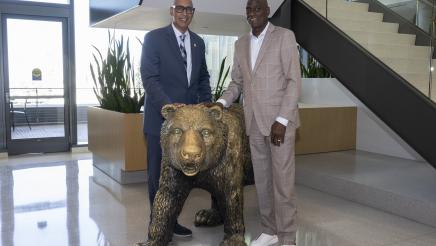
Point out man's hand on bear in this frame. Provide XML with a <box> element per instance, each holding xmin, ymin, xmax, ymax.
<box><xmin>161</xmin><ymin>103</ymin><xmax>185</xmax><ymax>119</ymax></box>
<box><xmin>202</xmin><ymin>102</ymin><xmax>224</xmax><ymax>110</ymax></box>
<box><xmin>172</xmin><ymin>103</ymin><xmax>186</xmax><ymax>108</ymax></box>
<box><xmin>271</xmin><ymin>121</ymin><xmax>286</xmax><ymax>146</ymax></box>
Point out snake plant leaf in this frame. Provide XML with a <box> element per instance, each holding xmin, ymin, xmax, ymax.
<box><xmin>90</xmin><ymin>31</ymin><xmax>144</xmax><ymax>113</ymax></box>
<box><xmin>213</xmin><ymin>57</ymin><xmax>231</xmax><ymax>102</ymax></box>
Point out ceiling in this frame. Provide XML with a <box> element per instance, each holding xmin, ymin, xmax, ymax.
<box><xmin>92</xmin><ymin>0</ymin><xmax>284</xmax><ymax>36</ymax></box>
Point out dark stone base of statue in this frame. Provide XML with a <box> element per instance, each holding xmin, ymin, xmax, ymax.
<box><xmin>146</xmin><ymin>104</ymin><xmax>253</xmax><ymax>246</ymax></box>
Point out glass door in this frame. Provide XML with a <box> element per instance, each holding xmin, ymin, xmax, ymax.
<box><xmin>3</xmin><ymin>15</ymin><xmax>70</xmax><ymax>155</ymax></box>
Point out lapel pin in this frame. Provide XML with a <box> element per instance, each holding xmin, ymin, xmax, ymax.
<box><xmin>194</xmin><ymin>43</ymin><xmax>197</xmax><ymax>47</ymax></box>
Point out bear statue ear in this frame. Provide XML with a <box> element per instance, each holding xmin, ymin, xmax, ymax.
<box><xmin>161</xmin><ymin>104</ymin><xmax>178</xmax><ymax>120</ymax></box>
<box><xmin>208</xmin><ymin>105</ymin><xmax>223</xmax><ymax>121</ymax></box>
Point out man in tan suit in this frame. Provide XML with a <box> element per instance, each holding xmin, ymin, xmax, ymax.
<box><xmin>216</xmin><ymin>0</ymin><xmax>301</xmax><ymax>245</ymax></box>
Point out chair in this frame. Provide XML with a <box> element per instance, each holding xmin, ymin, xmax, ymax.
<box><xmin>10</xmin><ymin>99</ymin><xmax>31</xmax><ymax>131</ymax></box>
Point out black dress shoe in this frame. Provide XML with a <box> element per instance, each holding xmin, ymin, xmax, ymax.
<box><xmin>173</xmin><ymin>223</ymin><xmax>192</xmax><ymax>237</ymax></box>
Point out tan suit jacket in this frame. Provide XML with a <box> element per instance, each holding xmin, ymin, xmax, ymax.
<box><xmin>221</xmin><ymin>23</ymin><xmax>301</xmax><ymax>136</ymax></box>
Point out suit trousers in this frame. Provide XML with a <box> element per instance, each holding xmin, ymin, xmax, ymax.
<box><xmin>249</xmin><ymin>116</ymin><xmax>297</xmax><ymax>245</ymax></box>
<box><xmin>146</xmin><ymin>134</ymin><xmax>162</xmax><ymax>207</ymax></box>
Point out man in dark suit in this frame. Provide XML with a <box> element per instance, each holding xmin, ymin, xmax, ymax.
<box><xmin>140</xmin><ymin>0</ymin><xmax>212</xmax><ymax>238</ymax></box>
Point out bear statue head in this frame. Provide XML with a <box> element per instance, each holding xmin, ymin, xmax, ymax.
<box><xmin>160</xmin><ymin>104</ymin><xmax>228</xmax><ymax>176</ymax></box>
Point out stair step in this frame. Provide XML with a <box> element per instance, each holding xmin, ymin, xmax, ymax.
<box><xmin>313</xmin><ymin>7</ymin><xmax>384</xmax><ymax>21</ymax></box>
<box><xmin>346</xmin><ymin>30</ymin><xmax>416</xmax><ymax>45</ymax></box>
<box><xmin>407</xmin><ymin>83</ymin><xmax>431</xmax><ymax>97</ymax></box>
<box><xmin>307</xmin><ymin>1</ymin><xmax>369</xmax><ymax>13</ymax></box>
<box><xmin>363</xmin><ymin>43</ymin><xmax>431</xmax><ymax>60</ymax></box>
<box><xmin>382</xmin><ymin>57</ymin><xmax>431</xmax><ymax>74</ymax></box>
<box><xmin>397</xmin><ymin>73</ymin><xmax>434</xmax><ymax>97</ymax></box>
<box><xmin>433</xmin><ymin>88</ymin><xmax>436</xmax><ymax>102</ymax></box>
<box><xmin>305</xmin><ymin>0</ymin><xmax>369</xmax><ymax>11</ymax></box>
<box><xmin>400</xmin><ymin>72</ymin><xmax>432</xmax><ymax>86</ymax></box>
<box><xmin>296</xmin><ymin>151</ymin><xmax>436</xmax><ymax>228</ymax></box>
<box><xmin>331</xmin><ymin>18</ymin><xmax>399</xmax><ymax>33</ymax></box>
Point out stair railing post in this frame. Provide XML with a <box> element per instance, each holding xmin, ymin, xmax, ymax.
<box><xmin>416</xmin><ymin>0</ymin><xmax>420</xmax><ymax>27</ymax></box>
<box><xmin>429</xmin><ymin>0</ymin><xmax>435</xmax><ymax>99</ymax></box>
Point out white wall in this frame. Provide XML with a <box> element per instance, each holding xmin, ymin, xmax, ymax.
<box><xmin>93</xmin><ymin>0</ymin><xmax>284</xmax><ymax>36</ymax></box>
<box><xmin>140</xmin><ymin>0</ymin><xmax>284</xmax><ymax>16</ymax></box>
<box><xmin>300</xmin><ymin>78</ymin><xmax>424</xmax><ymax>161</ymax></box>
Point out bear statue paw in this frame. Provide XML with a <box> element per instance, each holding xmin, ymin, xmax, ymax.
<box><xmin>134</xmin><ymin>242</ymin><xmax>149</xmax><ymax>246</ymax></box>
<box><xmin>139</xmin><ymin>239</ymin><xmax>168</xmax><ymax>246</ymax></box>
<box><xmin>220</xmin><ymin>235</ymin><xmax>247</xmax><ymax>246</ymax></box>
<box><xmin>194</xmin><ymin>208</ymin><xmax>223</xmax><ymax>227</ymax></box>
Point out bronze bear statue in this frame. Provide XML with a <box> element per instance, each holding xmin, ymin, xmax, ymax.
<box><xmin>146</xmin><ymin>103</ymin><xmax>253</xmax><ymax>246</ymax></box>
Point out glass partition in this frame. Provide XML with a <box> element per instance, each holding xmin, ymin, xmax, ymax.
<box><xmin>0</xmin><ymin>0</ymin><xmax>70</xmax><ymax>4</ymax></box>
<box><xmin>0</xmin><ymin>91</ymin><xmax>5</xmax><ymax>150</ymax></box>
<box><xmin>5</xmin><ymin>18</ymin><xmax>66</xmax><ymax>141</ymax></box>
<box><xmin>302</xmin><ymin>0</ymin><xmax>434</xmax><ymax>102</ymax></box>
<box><xmin>376</xmin><ymin>0</ymin><xmax>432</xmax><ymax>34</ymax></box>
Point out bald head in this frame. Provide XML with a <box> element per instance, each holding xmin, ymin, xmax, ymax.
<box><xmin>247</xmin><ymin>0</ymin><xmax>269</xmax><ymax>8</ymax></box>
<box><xmin>173</xmin><ymin>0</ymin><xmax>193</xmax><ymax>7</ymax></box>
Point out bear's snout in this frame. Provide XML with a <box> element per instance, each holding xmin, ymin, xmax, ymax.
<box><xmin>181</xmin><ymin>147</ymin><xmax>202</xmax><ymax>163</ymax></box>
<box><xmin>180</xmin><ymin>129</ymin><xmax>204</xmax><ymax>176</ymax></box>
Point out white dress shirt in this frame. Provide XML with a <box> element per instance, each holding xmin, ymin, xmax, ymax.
<box><xmin>218</xmin><ymin>22</ymin><xmax>289</xmax><ymax>127</ymax></box>
<box><xmin>172</xmin><ymin>23</ymin><xmax>192</xmax><ymax>85</ymax></box>
<box><xmin>250</xmin><ymin>22</ymin><xmax>269</xmax><ymax>71</ymax></box>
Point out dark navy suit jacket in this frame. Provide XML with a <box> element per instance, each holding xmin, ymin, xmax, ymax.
<box><xmin>140</xmin><ymin>25</ymin><xmax>212</xmax><ymax>136</ymax></box>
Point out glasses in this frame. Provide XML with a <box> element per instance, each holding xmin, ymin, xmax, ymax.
<box><xmin>172</xmin><ymin>5</ymin><xmax>195</xmax><ymax>14</ymax></box>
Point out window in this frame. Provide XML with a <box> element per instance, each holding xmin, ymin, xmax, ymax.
<box><xmin>12</xmin><ymin>0</ymin><xmax>69</xmax><ymax>4</ymax></box>
<box><xmin>201</xmin><ymin>35</ymin><xmax>237</xmax><ymax>89</ymax></box>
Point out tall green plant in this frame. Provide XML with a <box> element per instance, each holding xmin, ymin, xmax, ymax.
<box><xmin>213</xmin><ymin>57</ymin><xmax>231</xmax><ymax>102</ymax></box>
<box><xmin>301</xmin><ymin>54</ymin><xmax>332</xmax><ymax>78</ymax></box>
<box><xmin>90</xmin><ymin>32</ymin><xmax>144</xmax><ymax>113</ymax></box>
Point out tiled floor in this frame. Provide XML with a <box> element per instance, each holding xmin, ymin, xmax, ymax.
<box><xmin>297</xmin><ymin>151</ymin><xmax>436</xmax><ymax>203</ymax></box>
<box><xmin>296</xmin><ymin>151</ymin><xmax>436</xmax><ymax>227</ymax></box>
<box><xmin>1</xmin><ymin>152</ymin><xmax>436</xmax><ymax>246</ymax></box>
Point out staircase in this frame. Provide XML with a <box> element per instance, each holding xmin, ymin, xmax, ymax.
<box><xmin>268</xmin><ymin>0</ymin><xmax>436</xmax><ymax>227</ymax></box>
<box><xmin>269</xmin><ymin>0</ymin><xmax>436</xmax><ymax>167</ymax></box>
<box><xmin>304</xmin><ymin>0</ymin><xmax>435</xmax><ymax>101</ymax></box>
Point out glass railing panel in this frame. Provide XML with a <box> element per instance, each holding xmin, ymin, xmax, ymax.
<box><xmin>375</xmin><ymin>0</ymin><xmax>432</xmax><ymax>34</ymax></box>
<box><xmin>361</xmin><ymin>0</ymin><xmax>434</xmax><ymax>102</ymax></box>
<box><xmin>302</xmin><ymin>0</ymin><xmax>434</xmax><ymax>102</ymax></box>
<box><xmin>373</xmin><ymin>0</ymin><xmax>434</xmax><ymax>102</ymax></box>
<box><xmin>431</xmin><ymin>11</ymin><xmax>435</xmax><ymax>102</ymax></box>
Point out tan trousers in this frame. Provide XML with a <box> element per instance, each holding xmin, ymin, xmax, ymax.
<box><xmin>249</xmin><ymin>117</ymin><xmax>297</xmax><ymax>245</ymax></box>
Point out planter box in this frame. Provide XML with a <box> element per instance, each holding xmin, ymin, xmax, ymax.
<box><xmin>88</xmin><ymin>106</ymin><xmax>147</xmax><ymax>184</ymax></box>
<box><xmin>297</xmin><ymin>78</ymin><xmax>357</xmax><ymax>154</ymax></box>
<box><xmin>296</xmin><ymin>105</ymin><xmax>357</xmax><ymax>155</ymax></box>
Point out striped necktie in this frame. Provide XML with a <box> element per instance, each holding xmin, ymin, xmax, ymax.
<box><xmin>179</xmin><ymin>34</ymin><xmax>187</xmax><ymax>68</ymax></box>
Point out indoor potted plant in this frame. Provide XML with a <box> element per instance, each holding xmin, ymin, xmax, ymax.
<box><xmin>301</xmin><ymin>53</ymin><xmax>332</xmax><ymax>78</ymax></box>
<box><xmin>213</xmin><ymin>57</ymin><xmax>230</xmax><ymax>102</ymax></box>
<box><xmin>88</xmin><ymin>32</ymin><xmax>146</xmax><ymax>184</ymax></box>
<box><xmin>300</xmin><ymin>52</ymin><xmax>338</xmax><ymax>103</ymax></box>
<box><xmin>298</xmin><ymin>51</ymin><xmax>357</xmax><ymax>155</ymax></box>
